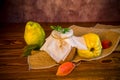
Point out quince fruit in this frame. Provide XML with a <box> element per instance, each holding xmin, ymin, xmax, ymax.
<box><xmin>23</xmin><ymin>21</ymin><xmax>46</xmax><ymax>57</ymax></box>
<box><xmin>24</xmin><ymin>21</ymin><xmax>45</xmax><ymax>47</ymax></box>
<box><xmin>77</xmin><ymin>33</ymin><xmax>102</xmax><ymax>59</ymax></box>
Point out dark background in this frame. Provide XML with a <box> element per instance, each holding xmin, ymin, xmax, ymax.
<box><xmin>0</xmin><ymin>0</ymin><xmax>120</xmax><ymax>23</ymax></box>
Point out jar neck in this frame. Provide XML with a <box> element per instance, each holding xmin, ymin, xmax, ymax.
<box><xmin>51</xmin><ymin>29</ymin><xmax>73</xmax><ymax>39</ymax></box>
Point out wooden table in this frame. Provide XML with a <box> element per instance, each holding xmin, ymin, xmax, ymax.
<box><xmin>0</xmin><ymin>23</ymin><xmax>120</xmax><ymax>80</ymax></box>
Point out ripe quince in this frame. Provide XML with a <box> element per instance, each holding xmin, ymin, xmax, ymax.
<box><xmin>77</xmin><ymin>33</ymin><xmax>102</xmax><ymax>59</ymax></box>
<box><xmin>24</xmin><ymin>21</ymin><xmax>45</xmax><ymax>47</ymax></box>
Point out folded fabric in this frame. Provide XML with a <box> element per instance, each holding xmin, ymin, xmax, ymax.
<box><xmin>28</xmin><ymin>50</ymin><xmax>57</xmax><ymax>69</ymax></box>
<box><xmin>40</xmin><ymin>29</ymin><xmax>87</xmax><ymax>63</ymax></box>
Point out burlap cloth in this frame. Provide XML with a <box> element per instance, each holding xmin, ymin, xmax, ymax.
<box><xmin>95</xmin><ymin>24</ymin><xmax>120</xmax><ymax>51</ymax></box>
<box><xmin>28</xmin><ymin>24</ymin><xmax>120</xmax><ymax>69</ymax></box>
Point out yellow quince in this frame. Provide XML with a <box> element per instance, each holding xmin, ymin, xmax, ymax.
<box><xmin>23</xmin><ymin>21</ymin><xmax>45</xmax><ymax>57</ymax></box>
<box><xmin>77</xmin><ymin>33</ymin><xmax>102</xmax><ymax>59</ymax></box>
<box><xmin>24</xmin><ymin>21</ymin><xmax>45</xmax><ymax>47</ymax></box>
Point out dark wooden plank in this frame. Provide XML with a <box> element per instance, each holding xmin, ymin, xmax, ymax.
<box><xmin>0</xmin><ymin>39</ymin><xmax>25</xmax><ymax>49</ymax></box>
<box><xmin>0</xmin><ymin>65</ymin><xmax>120</xmax><ymax>79</ymax></box>
<box><xmin>0</xmin><ymin>49</ymin><xmax>23</xmax><ymax>56</ymax></box>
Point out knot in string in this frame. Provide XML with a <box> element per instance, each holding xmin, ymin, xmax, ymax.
<box><xmin>51</xmin><ymin>34</ymin><xmax>73</xmax><ymax>48</ymax></box>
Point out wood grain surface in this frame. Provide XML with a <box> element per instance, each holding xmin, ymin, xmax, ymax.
<box><xmin>0</xmin><ymin>23</ymin><xmax>120</xmax><ymax>80</ymax></box>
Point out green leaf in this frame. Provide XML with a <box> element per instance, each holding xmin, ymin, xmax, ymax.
<box><xmin>50</xmin><ymin>25</ymin><xmax>70</xmax><ymax>34</ymax></box>
<box><xmin>22</xmin><ymin>45</ymin><xmax>40</xmax><ymax>57</ymax></box>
